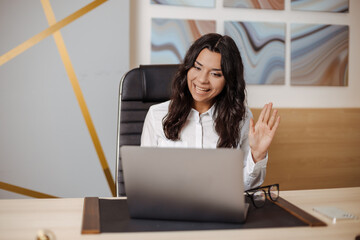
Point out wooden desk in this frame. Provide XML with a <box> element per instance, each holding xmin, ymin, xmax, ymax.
<box><xmin>0</xmin><ymin>187</ymin><xmax>359</xmax><ymax>240</ymax></box>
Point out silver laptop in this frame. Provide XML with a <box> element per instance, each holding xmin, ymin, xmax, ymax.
<box><xmin>120</xmin><ymin>146</ymin><xmax>249</xmax><ymax>223</ymax></box>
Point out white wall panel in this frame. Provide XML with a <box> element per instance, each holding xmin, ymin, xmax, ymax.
<box><xmin>130</xmin><ymin>0</ymin><xmax>360</xmax><ymax>108</ymax></box>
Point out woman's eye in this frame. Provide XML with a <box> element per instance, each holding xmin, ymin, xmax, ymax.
<box><xmin>194</xmin><ymin>66</ymin><xmax>201</xmax><ymax>71</ymax></box>
<box><xmin>212</xmin><ymin>72</ymin><xmax>222</xmax><ymax>77</ymax></box>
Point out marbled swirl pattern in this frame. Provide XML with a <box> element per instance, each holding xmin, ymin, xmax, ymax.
<box><xmin>291</xmin><ymin>0</ymin><xmax>349</xmax><ymax>13</ymax></box>
<box><xmin>151</xmin><ymin>18</ymin><xmax>215</xmax><ymax>64</ymax></box>
<box><xmin>291</xmin><ymin>24</ymin><xmax>349</xmax><ymax>86</ymax></box>
<box><xmin>151</xmin><ymin>0</ymin><xmax>215</xmax><ymax>8</ymax></box>
<box><xmin>223</xmin><ymin>0</ymin><xmax>284</xmax><ymax>10</ymax></box>
<box><xmin>225</xmin><ymin>21</ymin><xmax>285</xmax><ymax>85</ymax></box>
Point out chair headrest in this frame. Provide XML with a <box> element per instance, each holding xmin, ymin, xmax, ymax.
<box><xmin>121</xmin><ymin>64</ymin><xmax>180</xmax><ymax>102</ymax></box>
<box><xmin>140</xmin><ymin>64</ymin><xmax>179</xmax><ymax>102</ymax></box>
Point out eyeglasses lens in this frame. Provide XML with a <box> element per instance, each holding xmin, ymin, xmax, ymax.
<box><xmin>269</xmin><ymin>185</ymin><xmax>279</xmax><ymax>201</ymax></box>
<box><xmin>253</xmin><ymin>190</ymin><xmax>266</xmax><ymax>207</ymax></box>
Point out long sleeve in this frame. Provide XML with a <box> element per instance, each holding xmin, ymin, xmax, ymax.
<box><xmin>240</xmin><ymin>109</ymin><xmax>268</xmax><ymax>190</ymax></box>
<box><xmin>141</xmin><ymin>106</ymin><xmax>157</xmax><ymax>147</ymax></box>
<box><xmin>140</xmin><ymin>101</ymin><xmax>171</xmax><ymax>147</ymax></box>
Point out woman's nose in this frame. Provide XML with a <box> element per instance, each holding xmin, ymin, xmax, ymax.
<box><xmin>197</xmin><ymin>70</ymin><xmax>209</xmax><ymax>83</ymax></box>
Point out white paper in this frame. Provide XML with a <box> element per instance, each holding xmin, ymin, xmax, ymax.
<box><xmin>313</xmin><ymin>206</ymin><xmax>357</xmax><ymax>222</ymax></box>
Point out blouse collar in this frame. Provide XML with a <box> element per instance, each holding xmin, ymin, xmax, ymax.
<box><xmin>188</xmin><ymin>103</ymin><xmax>216</xmax><ymax>120</ymax></box>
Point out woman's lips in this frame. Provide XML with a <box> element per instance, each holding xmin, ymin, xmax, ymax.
<box><xmin>194</xmin><ymin>83</ymin><xmax>210</xmax><ymax>94</ymax></box>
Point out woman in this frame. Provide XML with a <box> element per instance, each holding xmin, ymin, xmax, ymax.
<box><xmin>141</xmin><ymin>33</ymin><xmax>280</xmax><ymax>190</ymax></box>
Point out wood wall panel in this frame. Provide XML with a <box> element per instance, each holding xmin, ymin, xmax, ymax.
<box><xmin>250</xmin><ymin>108</ymin><xmax>360</xmax><ymax>190</ymax></box>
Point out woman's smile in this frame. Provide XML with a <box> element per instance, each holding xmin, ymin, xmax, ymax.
<box><xmin>194</xmin><ymin>83</ymin><xmax>211</xmax><ymax>94</ymax></box>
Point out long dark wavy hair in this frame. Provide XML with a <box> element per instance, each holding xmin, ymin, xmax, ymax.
<box><xmin>163</xmin><ymin>33</ymin><xmax>247</xmax><ymax>148</ymax></box>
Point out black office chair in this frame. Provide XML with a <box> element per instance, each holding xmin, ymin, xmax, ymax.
<box><xmin>115</xmin><ymin>64</ymin><xmax>180</xmax><ymax>196</ymax></box>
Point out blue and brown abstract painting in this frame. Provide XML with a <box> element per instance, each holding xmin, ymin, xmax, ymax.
<box><xmin>223</xmin><ymin>0</ymin><xmax>284</xmax><ymax>10</ymax></box>
<box><xmin>291</xmin><ymin>24</ymin><xmax>349</xmax><ymax>86</ymax></box>
<box><xmin>151</xmin><ymin>18</ymin><xmax>216</xmax><ymax>64</ymax></box>
<box><xmin>291</xmin><ymin>0</ymin><xmax>349</xmax><ymax>13</ymax></box>
<box><xmin>225</xmin><ymin>21</ymin><xmax>285</xmax><ymax>85</ymax></box>
<box><xmin>151</xmin><ymin>0</ymin><xmax>215</xmax><ymax>8</ymax></box>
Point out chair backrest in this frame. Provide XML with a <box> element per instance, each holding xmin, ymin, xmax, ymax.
<box><xmin>116</xmin><ymin>64</ymin><xmax>180</xmax><ymax>196</ymax></box>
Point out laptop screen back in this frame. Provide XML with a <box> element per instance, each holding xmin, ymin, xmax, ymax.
<box><xmin>121</xmin><ymin>146</ymin><xmax>247</xmax><ymax>223</ymax></box>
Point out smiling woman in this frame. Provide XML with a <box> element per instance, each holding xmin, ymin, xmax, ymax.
<box><xmin>187</xmin><ymin>49</ymin><xmax>226</xmax><ymax>114</ymax></box>
<box><xmin>140</xmin><ymin>33</ymin><xmax>280</xmax><ymax>190</ymax></box>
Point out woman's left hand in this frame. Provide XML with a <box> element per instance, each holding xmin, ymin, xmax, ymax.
<box><xmin>249</xmin><ymin>102</ymin><xmax>280</xmax><ymax>163</ymax></box>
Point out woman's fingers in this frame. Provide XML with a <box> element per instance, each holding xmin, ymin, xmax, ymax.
<box><xmin>271</xmin><ymin>115</ymin><xmax>281</xmax><ymax>133</ymax></box>
<box><xmin>258</xmin><ymin>103</ymin><xmax>268</xmax><ymax>123</ymax></box>
<box><xmin>263</xmin><ymin>102</ymin><xmax>273</xmax><ymax>123</ymax></box>
<box><xmin>249</xmin><ymin>118</ymin><xmax>255</xmax><ymax>135</ymax></box>
<box><xmin>257</xmin><ymin>103</ymin><xmax>279</xmax><ymax>130</ymax></box>
<box><xmin>268</xmin><ymin>109</ymin><xmax>278</xmax><ymax>129</ymax></box>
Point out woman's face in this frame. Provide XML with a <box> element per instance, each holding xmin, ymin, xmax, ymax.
<box><xmin>187</xmin><ymin>48</ymin><xmax>226</xmax><ymax>114</ymax></box>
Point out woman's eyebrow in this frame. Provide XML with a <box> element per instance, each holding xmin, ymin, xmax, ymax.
<box><xmin>195</xmin><ymin>61</ymin><xmax>203</xmax><ymax>66</ymax></box>
<box><xmin>195</xmin><ymin>61</ymin><xmax>222</xmax><ymax>71</ymax></box>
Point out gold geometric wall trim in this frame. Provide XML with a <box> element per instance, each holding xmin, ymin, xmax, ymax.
<box><xmin>0</xmin><ymin>0</ymin><xmax>107</xmax><ymax>66</ymax></box>
<box><xmin>0</xmin><ymin>0</ymin><xmax>116</xmax><ymax>197</ymax></box>
<box><xmin>40</xmin><ymin>0</ymin><xmax>115</xmax><ymax>197</ymax></box>
<box><xmin>0</xmin><ymin>182</ymin><xmax>58</xmax><ymax>198</ymax></box>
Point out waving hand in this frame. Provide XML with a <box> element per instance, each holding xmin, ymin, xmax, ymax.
<box><xmin>249</xmin><ymin>103</ymin><xmax>280</xmax><ymax>162</ymax></box>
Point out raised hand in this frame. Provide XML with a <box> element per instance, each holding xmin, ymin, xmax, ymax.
<box><xmin>249</xmin><ymin>103</ymin><xmax>280</xmax><ymax>162</ymax></box>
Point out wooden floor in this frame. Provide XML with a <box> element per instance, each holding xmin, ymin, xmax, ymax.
<box><xmin>251</xmin><ymin>108</ymin><xmax>360</xmax><ymax>190</ymax></box>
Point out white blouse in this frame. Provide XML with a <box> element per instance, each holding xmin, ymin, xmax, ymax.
<box><xmin>140</xmin><ymin>100</ymin><xmax>268</xmax><ymax>190</ymax></box>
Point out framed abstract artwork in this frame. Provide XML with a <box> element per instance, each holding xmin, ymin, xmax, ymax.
<box><xmin>151</xmin><ymin>0</ymin><xmax>215</xmax><ymax>8</ymax></box>
<box><xmin>151</xmin><ymin>18</ymin><xmax>216</xmax><ymax>64</ymax></box>
<box><xmin>291</xmin><ymin>23</ymin><xmax>349</xmax><ymax>86</ymax></box>
<box><xmin>223</xmin><ymin>0</ymin><xmax>284</xmax><ymax>10</ymax></box>
<box><xmin>225</xmin><ymin>21</ymin><xmax>285</xmax><ymax>85</ymax></box>
<box><xmin>291</xmin><ymin>0</ymin><xmax>349</xmax><ymax>13</ymax></box>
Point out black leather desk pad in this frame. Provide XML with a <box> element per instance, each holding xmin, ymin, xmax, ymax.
<box><xmin>97</xmin><ymin>198</ymin><xmax>319</xmax><ymax>233</ymax></box>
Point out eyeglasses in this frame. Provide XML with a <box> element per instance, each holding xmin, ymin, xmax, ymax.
<box><xmin>245</xmin><ymin>184</ymin><xmax>279</xmax><ymax>208</ymax></box>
